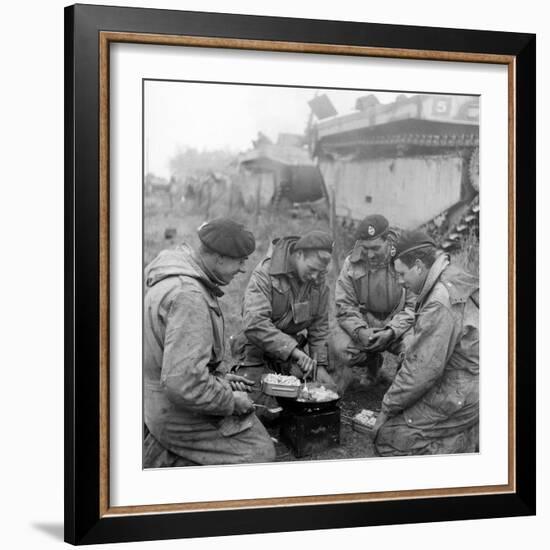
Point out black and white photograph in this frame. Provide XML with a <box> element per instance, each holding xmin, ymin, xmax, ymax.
<box><xmin>142</xmin><ymin>81</ymin><xmax>480</xmax><ymax>468</ymax></box>
<box><xmin>57</xmin><ymin>1</ymin><xmax>537</xmax><ymax>546</ymax></box>
<box><xmin>1</xmin><ymin>0</ymin><xmax>544</xmax><ymax>545</ymax></box>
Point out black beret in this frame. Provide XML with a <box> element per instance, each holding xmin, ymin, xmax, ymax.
<box><xmin>294</xmin><ymin>230</ymin><xmax>333</xmax><ymax>253</ymax></box>
<box><xmin>355</xmin><ymin>214</ymin><xmax>390</xmax><ymax>241</ymax></box>
<box><xmin>394</xmin><ymin>230</ymin><xmax>436</xmax><ymax>259</ymax></box>
<box><xmin>198</xmin><ymin>218</ymin><xmax>255</xmax><ymax>258</ymax></box>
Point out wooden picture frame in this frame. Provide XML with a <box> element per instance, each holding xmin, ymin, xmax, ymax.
<box><xmin>65</xmin><ymin>4</ymin><xmax>535</xmax><ymax>545</ymax></box>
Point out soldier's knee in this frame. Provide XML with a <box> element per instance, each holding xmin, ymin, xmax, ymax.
<box><xmin>245</xmin><ymin>418</ymin><xmax>276</xmax><ymax>462</ymax></box>
<box><xmin>265</xmin><ymin>441</ymin><xmax>277</xmax><ymax>462</ymax></box>
<box><xmin>255</xmin><ymin>438</ymin><xmax>276</xmax><ymax>462</ymax></box>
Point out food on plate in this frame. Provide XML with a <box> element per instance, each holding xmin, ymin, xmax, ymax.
<box><xmin>297</xmin><ymin>385</ymin><xmax>339</xmax><ymax>402</ymax></box>
<box><xmin>353</xmin><ymin>409</ymin><xmax>377</xmax><ymax>428</ymax></box>
<box><xmin>262</xmin><ymin>373</ymin><xmax>301</xmax><ymax>386</ymax></box>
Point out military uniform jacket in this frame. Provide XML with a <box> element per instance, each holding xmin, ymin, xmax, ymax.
<box><xmin>381</xmin><ymin>254</ymin><xmax>479</xmax><ymax>435</ymax></box>
<box><xmin>335</xmin><ymin>235</ymin><xmax>416</xmax><ymax>340</ymax></box>
<box><xmin>242</xmin><ymin>236</ymin><xmax>330</xmax><ymax>367</ymax></box>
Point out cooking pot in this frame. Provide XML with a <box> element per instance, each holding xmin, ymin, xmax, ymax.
<box><xmin>276</xmin><ymin>381</ymin><xmax>340</xmax><ymax>413</ymax></box>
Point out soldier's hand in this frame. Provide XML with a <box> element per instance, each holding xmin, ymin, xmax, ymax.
<box><xmin>226</xmin><ymin>373</ymin><xmax>255</xmax><ymax>392</ymax></box>
<box><xmin>291</xmin><ymin>348</ymin><xmax>316</xmax><ymax>376</ymax></box>
<box><xmin>233</xmin><ymin>391</ymin><xmax>254</xmax><ymax>416</ymax></box>
<box><xmin>366</xmin><ymin>328</ymin><xmax>394</xmax><ymax>352</ymax></box>
<box><xmin>357</xmin><ymin>328</ymin><xmax>376</xmax><ymax>349</ymax></box>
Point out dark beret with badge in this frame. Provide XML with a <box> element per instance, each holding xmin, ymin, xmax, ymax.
<box><xmin>355</xmin><ymin>214</ymin><xmax>390</xmax><ymax>241</ymax></box>
<box><xmin>198</xmin><ymin>218</ymin><xmax>256</xmax><ymax>258</ymax></box>
<box><xmin>294</xmin><ymin>230</ymin><xmax>334</xmax><ymax>253</ymax></box>
<box><xmin>394</xmin><ymin>229</ymin><xmax>436</xmax><ymax>259</ymax></box>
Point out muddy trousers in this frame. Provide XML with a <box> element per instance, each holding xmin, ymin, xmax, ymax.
<box><xmin>144</xmin><ymin>429</ymin><xmax>199</xmax><ymax>467</ymax></box>
<box><xmin>375</xmin><ymin>417</ymin><xmax>479</xmax><ymax>456</ymax></box>
<box><xmin>143</xmin><ymin>414</ymin><xmax>276</xmax><ymax>467</ymax></box>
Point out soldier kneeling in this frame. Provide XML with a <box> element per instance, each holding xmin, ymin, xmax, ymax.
<box><xmin>231</xmin><ymin>230</ymin><xmax>336</xmax><ymax>422</ymax></box>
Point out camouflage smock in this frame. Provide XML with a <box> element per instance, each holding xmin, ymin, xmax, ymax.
<box><xmin>376</xmin><ymin>253</ymin><xmax>479</xmax><ymax>456</ymax></box>
<box><xmin>143</xmin><ymin>243</ymin><xmax>274</xmax><ymax>465</ymax></box>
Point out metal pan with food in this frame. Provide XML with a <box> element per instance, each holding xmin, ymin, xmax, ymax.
<box><xmin>260</xmin><ymin>373</ymin><xmax>302</xmax><ymax>398</ymax></box>
<box><xmin>276</xmin><ymin>381</ymin><xmax>341</xmax><ymax>413</ymax></box>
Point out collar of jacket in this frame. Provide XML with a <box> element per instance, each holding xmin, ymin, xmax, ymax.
<box><xmin>416</xmin><ymin>252</ymin><xmax>450</xmax><ymax>308</ymax></box>
<box><xmin>189</xmin><ymin>249</ymin><xmax>225</xmax><ymax>297</ymax></box>
<box><xmin>416</xmin><ymin>252</ymin><xmax>479</xmax><ymax>309</ymax></box>
<box><xmin>268</xmin><ymin>236</ymin><xmax>300</xmax><ymax>276</ymax></box>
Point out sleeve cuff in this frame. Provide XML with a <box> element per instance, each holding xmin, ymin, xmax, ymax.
<box><xmin>214</xmin><ymin>379</ymin><xmax>236</xmax><ymax>416</ymax></box>
<box><xmin>277</xmin><ymin>339</ymin><xmax>298</xmax><ymax>361</ymax></box>
<box><xmin>380</xmin><ymin>401</ymin><xmax>398</xmax><ymax>418</ymax></box>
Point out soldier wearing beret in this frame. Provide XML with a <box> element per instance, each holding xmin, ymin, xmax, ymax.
<box><xmin>231</xmin><ymin>230</ymin><xmax>337</xmax><ymax>420</ymax></box>
<box><xmin>143</xmin><ymin>218</ymin><xmax>275</xmax><ymax>466</ymax></box>
<box><xmin>372</xmin><ymin>230</ymin><xmax>479</xmax><ymax>456</ymax></box>
<box><xmin>331</xmin><ymin>214</ymin><xmax>416</xmax><ymax>393</ymax></box>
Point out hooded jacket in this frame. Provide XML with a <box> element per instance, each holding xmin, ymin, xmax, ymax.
<box><xmin>143</xmin><ymin>243</ymin><xmax>236</xmax><ymax>448</ymax></box>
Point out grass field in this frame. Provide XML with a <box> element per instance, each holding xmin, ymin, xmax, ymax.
<box><xmin>144</xmin><ymin>192</ymin><xmax>479</xmax><ymax>461</ymax></box>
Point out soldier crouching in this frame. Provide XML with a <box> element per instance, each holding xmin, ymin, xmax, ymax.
<box><xmin>230</xmin><ymin>230</ymin><xmax>337</xmax><ymax>422</ymax></box>
<box><xmin>330</xmin><ymin>214</ymin><xmax>416</xmax><ymax>394</ymax></box>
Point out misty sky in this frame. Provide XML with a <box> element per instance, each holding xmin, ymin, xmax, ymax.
<box><xmin>144</xmin><ymin>80</ymin><xmax>407</xmax><ymax>178</ymax></box>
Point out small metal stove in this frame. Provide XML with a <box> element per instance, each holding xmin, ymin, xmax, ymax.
<box><xmin>279</xmin><ymin>402</ymin><xmax>341</xmax><ymax>458</ymax></box>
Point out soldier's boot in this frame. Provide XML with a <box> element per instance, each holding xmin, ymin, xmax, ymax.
<box><xmin>359</xmin><ymin>353</ymin><xmax>385</xmax><ymax>387</ymax></box>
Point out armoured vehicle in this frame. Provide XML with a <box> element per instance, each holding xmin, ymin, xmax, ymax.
<box><xmin>312</xmin><ymin>93</ymin><xmax>479</xmax><ymax>249</ymax></box>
